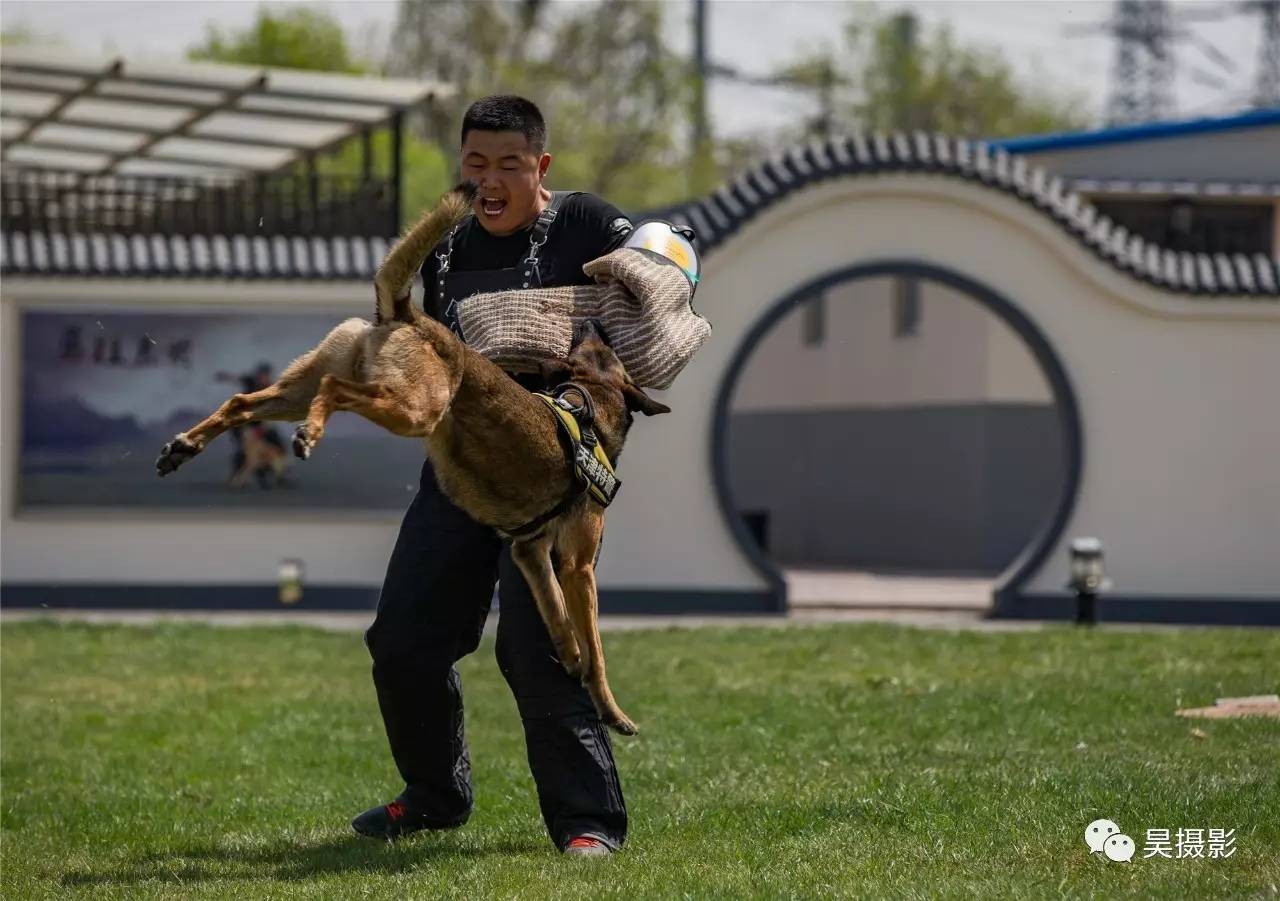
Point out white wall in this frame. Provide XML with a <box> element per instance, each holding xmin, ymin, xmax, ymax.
<box><xmin>604</xmin><ymin>175</ymin><xmax>1280</xmax><ymax>599</ymax></box>
<box><xmin>1</xmin><ymin>281</ymin><xmax>404</xmax><ymax>589</ymax></box>
<box><xmin>731</xmin><ymin>276</ymin><xmax>1052</xmax><ymax>412</ymax></box>
<box><xmin>5</xmin><ymin>173</ymin><xmax>1280</xmax><ymax>604</ymax></box>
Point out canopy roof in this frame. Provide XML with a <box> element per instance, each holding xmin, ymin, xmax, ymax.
<box><xmin>0</xmin><ymin>46</ymin><xmax>452</xmax><ymax>180</ymax></box>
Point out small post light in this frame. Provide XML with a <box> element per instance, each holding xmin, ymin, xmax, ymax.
<box><xmin>278</xmin><ymin>558</ymin><xmax>304</xmax><ymax>605</ymax></box>
<box><xmin>1067</xmin><ymin>537</ymin><xmax>1110</xmax><ymax>625</ymax></box>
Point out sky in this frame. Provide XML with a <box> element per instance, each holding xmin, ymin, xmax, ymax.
<box><xmin>1</xmin><ymin>0</ymin><xmax>1266</xmax><ymax>139</ymax></box>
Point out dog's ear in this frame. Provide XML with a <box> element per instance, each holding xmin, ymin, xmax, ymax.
<box><xmin>622</xmin><ymin>383</ymin><xmax>671</xmax><ymax>416</ymax></box>
<box><xmin>539</xmin><ymin>359</ymin><xmax>573</xmax><ymax>386</ymax></box>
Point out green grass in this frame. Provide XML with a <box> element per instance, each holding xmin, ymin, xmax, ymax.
<box><xmin>3</xmin><ymin>620</ymin><xmax>1279</xmax><ymax>899</ymax></box>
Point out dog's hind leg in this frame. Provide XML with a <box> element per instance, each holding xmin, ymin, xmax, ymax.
<box><xmin>507</xmin><ymin>536</ymin><xmax>583</xmax><ymax>680</ymax></box>
<box><xmin>556</xmin><ymin>511</ymin><xmax>637</xmax><ymax>735</ymax></box>
<box><xmin>291</xmin><ymin>371</ymin><xmax>454</xmax><ymax>459</ymax></box>
<box><xmin>292</xmin><ymin>325</ymin><xmax>459</xmax><ymax>457</ymax></box>
<box><xmin>155</xmin><ymin>319</ymin><xmax>367</xmax><ymax>477</ymax></box>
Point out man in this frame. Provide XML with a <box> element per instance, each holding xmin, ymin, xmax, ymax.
<box><xmin>215</xmin><ymin>363</ymin><xmax>288</xmax><ymax>489</ymax></box>
<box><xmin>352</xmin><ymin>96</ymin><xmax>633</xmax><ymax>858</ymax></box>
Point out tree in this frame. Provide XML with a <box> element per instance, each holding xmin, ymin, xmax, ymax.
<box><xmin>769</xmin><ymin>8</ymin><xmax>1089</xmax><ymax>142</ymax></box>
<box><xmin>189</xmin><ymin>7</ymin><xmax>363</xmax><ymax>73</ymax></box>
<box><xmin>386</xmin><ymin>0</ymin><xmax>702</xmax><ymax>211</ymax></box>
<box><xmin>2</xmin><ymin>25</ymin><xmax>42</xmax><ymax>45</ymax></box>
<box><xmin>187</xmin><ymin>6</ymin><xmax>451</xmax><ymax>226</ymax></box>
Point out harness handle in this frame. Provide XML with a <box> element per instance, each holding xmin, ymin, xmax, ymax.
<box><xmin>552</xmin><ymin>382</ymin><xmax>596</xmax><ymax>429</ymax></box>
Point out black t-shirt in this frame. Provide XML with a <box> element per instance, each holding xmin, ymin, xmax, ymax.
<box><xmin>420</xmin><ymin>192</ymin><xmax>633</xmax><ymax>323</ymax></box>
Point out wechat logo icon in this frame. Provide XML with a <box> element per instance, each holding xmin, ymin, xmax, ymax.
<box><xmin>1086</xmin><ymin>819</ymin><xmax>1135</xmax><ymax>862</ymax></box>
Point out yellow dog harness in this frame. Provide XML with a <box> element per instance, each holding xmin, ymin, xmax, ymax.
<box><xmin>507</xmin><ymin>383</ymin><xmax>620</xmax><ymax>536</ymax></box>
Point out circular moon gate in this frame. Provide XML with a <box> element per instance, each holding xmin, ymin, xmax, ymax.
<box><xmin>709</xmin><ymin>260</ymin><xmax>1085</xmax><ymax>611</ymax></box>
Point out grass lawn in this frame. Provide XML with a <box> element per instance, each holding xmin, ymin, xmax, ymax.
<box><xmin>2</xmin><ymin>619</ymin><xmax>1279</xmax><ymax>899</ymax></box>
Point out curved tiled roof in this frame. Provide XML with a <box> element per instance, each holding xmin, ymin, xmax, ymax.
<box><xmin>4</xmin><ymin>133</ymin><xmax>1278</xmax><ymax>296</ymax></box>
<box><xmin>660</xmin><ymin>133</ymin><xmax>1280</xmax><ymax>299</ymax></box>
<box><xmin>0</xmin><ymin>231</ymin><xmax>392</xmax><ymax>280</ymax></box>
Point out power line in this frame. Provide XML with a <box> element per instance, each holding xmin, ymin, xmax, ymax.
<box><xmin>1066</xmin><ymin>0</ymin><xmax>1247</xmax><ymax>124</ymax></box>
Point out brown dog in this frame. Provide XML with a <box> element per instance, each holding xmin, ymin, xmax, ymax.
<box><xmin>228</xmin><ymin>426</ymin><xmax>287</xmax><ymax>488</ymax></box>
<box><xmin>155</xmin><ymin>183</ymin><xmax>669</xmax><ymax>735</ymax></box>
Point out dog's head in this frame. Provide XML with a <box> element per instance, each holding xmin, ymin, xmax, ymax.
<box><xmin>538</xmin><ymin>319</ymin><xmax>670</xmax><ymax>445</ymax></box>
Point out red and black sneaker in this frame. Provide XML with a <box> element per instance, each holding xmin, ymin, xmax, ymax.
<box><xmin>351</xmin><ymin>798</ymin><xmax>452</xmax><ymax>841</ymax></box>
<box><xmin>563</xmin><ymin>835</ymin><xmax>613</xmax><ymax>858</ymax></box>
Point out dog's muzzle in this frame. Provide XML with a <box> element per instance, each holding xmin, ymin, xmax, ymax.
<box><xmin>582</xmin><ymin>318</ymin><xmax>612</xmax><ymax>347</ymax></box>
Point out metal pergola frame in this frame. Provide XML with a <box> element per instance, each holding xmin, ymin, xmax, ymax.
<box><xmin>0</xmin><ymin>47</ymin><xmax>455</xmax><ymax>226</ymax></box>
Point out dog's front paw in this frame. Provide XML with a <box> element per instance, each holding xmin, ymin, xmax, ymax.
<box><xmin>556</xmin><ymin>639</ymin><xmax>584</xmax><ymax>680</ymax></box>
<box><xmin>292</xmin><ymin>424</ymin><xmax>319</xmax><ymax>460</ymax></box>
<box><xmin>605</xmin><ymin>714</ymin><xmax>639</xmax><ymax>737</ymax></box>
<box><xmin>560</xmin><ymin>651</ymin><xmax>584</xmax><ymax>681</ymax></box>
<box><xmin>156</xmin><ymin>434</ymin><xmax>200</xmax><ymax>477</ymax></box>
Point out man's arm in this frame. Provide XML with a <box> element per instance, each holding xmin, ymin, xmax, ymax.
<box><xmin>573</xmin><ymin>194</ymin><xmax>633</xmax><ymax>258</ymax></box>
<box><xmin>603</xmin><ymin>213</ymin><xmax>633</xmax><ymax>252</ymax></box>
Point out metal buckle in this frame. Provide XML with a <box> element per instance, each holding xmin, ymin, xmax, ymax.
<box><xmin>437</xmin><ymin>224</ymin><xmax>458</xmax><ymax>274</ymax></box>
<box><xmin>555</xmin><ymin>387</ymin><xmax>584</xmax><ymax>415</ymax></box>
<box><xmin>524</xmin><ymin>232</ymin><xmax>547</xmax><ymax>265</ymax></box>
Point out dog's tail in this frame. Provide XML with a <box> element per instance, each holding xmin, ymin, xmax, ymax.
<box><xmin>374</xmin><ymin>181</ymin><xmax>478</xmax><ymax>325</ymax></box>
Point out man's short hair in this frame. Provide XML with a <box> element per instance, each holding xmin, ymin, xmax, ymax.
<box><xmin>460</xmin><ymin>95</ymin><xmax>547</xmax><ymax>155</ymax></box>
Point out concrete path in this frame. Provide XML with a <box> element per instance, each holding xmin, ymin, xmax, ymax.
<box><xmin>785</xmin><ymin>568</ymin><xmax>994</xmax><ymax>612</ymax></box>
<box><xmin>1</xmin><ymin>606</ymin><xmax>1044</xmax><ymax>632</ymax></box>
<box><xmin>0</xmin><ymin>568</ymin><xmax>1020</xmax><ymax>633</ymax></box>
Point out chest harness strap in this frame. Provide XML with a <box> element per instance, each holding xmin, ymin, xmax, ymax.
<box><xmin>434</xmin><ymin>191</ymin><xmax>576</xmax><ymax>313</ymax></box>
<box><xmin>507</xmin><ymin>382</ymin><xmax>621</xmax><ymax>537</ymax></box>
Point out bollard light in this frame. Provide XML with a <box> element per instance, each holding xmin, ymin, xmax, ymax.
<box><xmin>1067</xmin><ymin>537</ymin><xmax>1110</xmax><ymax>625</ymax></box>
<box><xmin>279</xmin><ymin>558</ymin><xmax>304</xmax><ymax>605</ymax></box>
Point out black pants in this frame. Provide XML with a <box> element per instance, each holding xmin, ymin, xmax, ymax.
<box><xmin>364</xmin><ymin>460</ymin><xmax>627</xmax><ymax>851</ymax></box>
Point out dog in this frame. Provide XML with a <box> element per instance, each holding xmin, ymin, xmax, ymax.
<box><xmin>155</xmin><ymin>182</ymin><xmax>669</xmax><ymax>735</ymax></box>
<box><xmin>227</xmin><ymin>425</ymin><xmax>287</xmax><ymax>488</ymax></box>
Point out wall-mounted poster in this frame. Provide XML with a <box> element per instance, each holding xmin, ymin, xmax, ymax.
<box><xmin>19</xmin><ymin>310</ymin><xmax>425</xmax><ymax>511</ymax></box>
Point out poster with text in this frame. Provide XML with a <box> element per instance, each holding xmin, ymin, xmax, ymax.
<box><xmin>19</xmin><ymin>310</ymin><xmax>425</xmax><ymax>511</ymax></box>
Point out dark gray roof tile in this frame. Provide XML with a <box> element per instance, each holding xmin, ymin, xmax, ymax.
<box><xmin>1255</xmin><ymin>255</ymin><xmax>1277</xmax><ymax>292</ymax></box>
<box><xmin>871</xmin><ymin>133</ymin><xmax>894</xmax><ymax>165</ymax></box>
<box><xmin>803</xmin><ymin>140</ymin><xmax>833</xmax><ymax>174</ymax></box>
<box><xmin>1215</xmin><ymin>255</ymin><xmax>1236</xmax><ymax>293</ymax></box>
<box><xmin>762</xmin><ymin>154</ymin><xmax>798</xmax><ymax>189</ymax></box>
<box><xmin>953</xmin><ymin>137</ymin><xmax>973</xmax><ymax>175</ymax></box>
<box><xmin>1011</xmin><ymin>156</ymin><xmax>1031</xmax><ymax>198</ymax></box>
<box><xmin>696</xmin><ymin>197</ymin><xmax>731</xmax><ymax>233</ymax></box>
<box><xmin>685</xmin><ymin>204</ymin><xmax>716</xmax><ymax>246</ymax></box>
<box><xmin>1233</xmin><ymin>254</ymin><xmax>1256</xmax><ymax>293</ymax></box>
<box><xmin>931</xmin><ymin>134</ymin><xmax>952</xmax><ymax>168</ymax></box>
<box><xmin>1179</xmin><ymin>252</ymin><xmax>1199</xmax><ymax>291</ymax></box>
<box><xmin>1126</xmin><ymin>234</ymin><xmax>1146</xmax><ymax>272</ymax></box>
<box><xmin>848</xmin><ymin>133</ymin><xmax>874</xmax><ymax>168</ymax></box>
<box><xmin>1196</xmin><ymin>254</ymin><xmax>1217</xmax><ymax>293</ymax></box>
<box><xmin>7</xmin><ymin>134</ymin><xmax>1276</xmax><ymax>296</ymax></box>
<box><xmin>710</xmin><ymin>186</ymin><xmax>746</xmax><ymax>222</ymax></box>
<box><xmin>892</xmin><ymin>132</ymin><xmax>914</xmax><ymax>167</ymax></box>
<box><xmin>1088</xmin><ymin>215</ymin><xmax>1113</xmax><ymax>247</ymax></box>
<box><xmin>973</xmin><ymin>143</ymin><xmax>995</xmax><ymax>184</ymax></box>
<box><xmin>993</xmin><ymin>149</ymin><xmax>1013</xmax><ymax>189</ymax></box>
<box><xmin>745</xmin><ymin>166</ymin><xmax>778</xmax><ymax>199</ymax></box>
<box><xmin>827</xmin><ymin>135</ymin><xmax>854</xmax><ymax>168</ymax></box>
<box><xmin>1160</xmin><ymin>249</ymin><xmax>1179</xmax><ymax>287</ymax></box>
<box><xmin>728</xmin><ymin>174</ymin><xmax>763</xmax><ymax>210</ymax></box>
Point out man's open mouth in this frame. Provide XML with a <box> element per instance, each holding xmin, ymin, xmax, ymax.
<box><xmin>481</xmin><ymin>197</ymin><xmax>507</xmax><ymax>217</ymax></box>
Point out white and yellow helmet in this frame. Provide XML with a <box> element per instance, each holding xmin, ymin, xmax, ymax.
<box><xmin>623</xmin><ymin>220</ymin><xmax>700</xmax><ymax>292</ymax></box>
